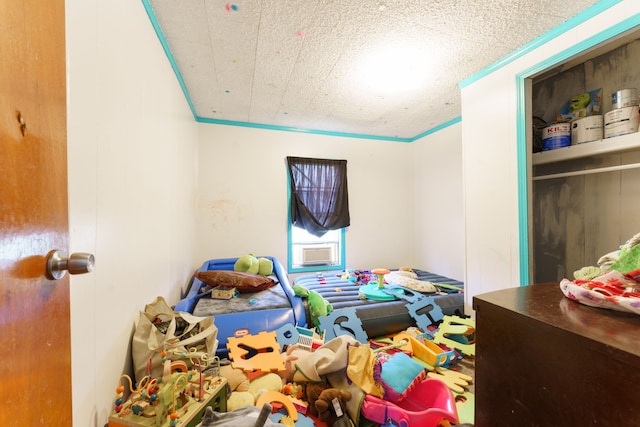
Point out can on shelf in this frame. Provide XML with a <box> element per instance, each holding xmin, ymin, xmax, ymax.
<box><xmin>604</xmin><ymin>106</ymin><xmax>640</xmax><ymax>139</ymax></box>
<box><xmin>542</xmin><ymin>122</ymin><xmax>571</xmax><ymax>150</ymax></box>
<box><xmin>611</xmin><ymin>88</ymin><xmax>639</xmax><ymax>109</ymax></box>
<box><xmin>571</xmin><ymin>115</ymin><xmax>603</xmax><ymax>145</ymax></box>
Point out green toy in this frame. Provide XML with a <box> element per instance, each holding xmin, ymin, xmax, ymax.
<box><xmin>234</xmin><ymin>253</ymin><xmax>273</xmax><ymax>276</ymax></box>
<box><xmin>610</xmin><ymin>232</ymin><xmax>640</xmax><ymax>274</ymax></box>
<box><xmin>569</xmin><ymin>92</ymin><xmax>591</xmax><ymax>110</ymax></box>
<box><xmin>293</xmin><ymin>284</ymin><xmax>333</xmax><ymax>328</ymax></box>
<box><xmin>573</xmin><ymin>266</ymin><xmax>604</xmax><ymax>280</ymax></box>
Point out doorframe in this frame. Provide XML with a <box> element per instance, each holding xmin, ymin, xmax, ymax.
<box><xmin>516</xmin><ymin>14</ymin><xmax>640</xmax><ymax>286</ymax></box>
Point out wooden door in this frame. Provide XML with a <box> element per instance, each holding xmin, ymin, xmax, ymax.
<box><xmin>0</xmin><ymin>0</ymin><xmax>72</xmax><ymax>424</ymax></box>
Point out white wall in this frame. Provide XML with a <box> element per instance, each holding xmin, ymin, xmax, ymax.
<box><xmin>66</xmin><ymin>0</ymin><xmax>200</xmax><ymax>425</ymax></box>
<box><xmin>461</xmin><ymin>0</ymin><xmax>640</xmax><ymax>308</ymax></box>
<box><xmin>412</xmin><ymin>123</ymin><xmax>465</xmax><ymax>283</ymax></box>
<box><xmin>195</xmin><ymin>125</ymin><xmax>420</xmax><ymax>275</ymax></box>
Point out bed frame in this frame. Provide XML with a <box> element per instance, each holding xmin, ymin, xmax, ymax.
<box><xmin>175</xmin><ymin>257</ymin><xmax>464</xmax><ymax>357</ymax></box>
<box><xmin>174</xmin><ymin>256</ymin><xmax>305</xmax><ymax>358</ymax></box>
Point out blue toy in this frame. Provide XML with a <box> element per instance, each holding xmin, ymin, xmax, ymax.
<box><xmin>318</xmin><ymin>307</ymin><xmax>368</xmax><ymax>344</ymax></box>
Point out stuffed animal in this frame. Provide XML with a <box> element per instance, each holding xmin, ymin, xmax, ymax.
<box><xmin>277</xmin><ymin>344</ymin><xmax>313</xmax><ymax>384</ymax></box>
<box><xmin>610</xmin><ymin>232</ymin><xmax>640</xmax><ymax>274</ymax></box>
<box><xmin>314</xmin><ymin>388</ymin><xmax>352</xmax><ymax>427</ymax></box>
<box><xmin>220</xmin><ymin>364</ymin><xmax>250</xmax><ymax>392</ymax></box>
<box><xmin>224</xmin><ymin>371</ymin><xmax>283</xmax><ymax>412</ymax></box>
<box><xmin>303</xmin><ymin>381</ymin><xmax>332</xmax><ymax>418</ymax></box>
<box><xmin>384</xmin><ymin>269</ymin><xmax>437</xmax><ymax>293</ymax></box>
<box><xmin>293</xmin><ymin>285</ymin><xmax>333</xmax><ymax>327</ymax></box>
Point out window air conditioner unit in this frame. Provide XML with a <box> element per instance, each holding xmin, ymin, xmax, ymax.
<box><xmin>301</xmin><ymin>246</ymin><xmax>334</xmax><ymax>265</ymax></box>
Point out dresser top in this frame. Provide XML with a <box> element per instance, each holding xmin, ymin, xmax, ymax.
<box><xmin>473</xmin><ymin>282</ymin><xmax>640</xmax><ymax>356</ymax></box>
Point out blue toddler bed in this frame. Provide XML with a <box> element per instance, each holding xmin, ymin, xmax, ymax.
<box><xmin>174</xmin><ymin>256</ymin><xmax>305</xmax><ymax>358</ymax></box>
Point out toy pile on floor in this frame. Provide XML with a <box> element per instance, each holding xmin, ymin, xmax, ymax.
<box><xmin>210</xmin><ymin>310</ymin><xmax>475</xmax><ymax>427</ymax></box>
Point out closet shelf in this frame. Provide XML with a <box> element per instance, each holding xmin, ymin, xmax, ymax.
<box><xmin>532</xmin><ymin>131</ymin><xmax>640</xmax><ymax>165</ymax></box>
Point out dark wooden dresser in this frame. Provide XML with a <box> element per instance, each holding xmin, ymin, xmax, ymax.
<box><xmin>473</xmin><ymin>282</ymin><xmax>640</xmax><ymax>427</ymax></box>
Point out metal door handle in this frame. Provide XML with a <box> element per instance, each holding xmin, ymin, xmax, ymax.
<box><xmin>46</xmin><ymin>250</ymin><xmax>95</xmax><ymax>280</ymax></box>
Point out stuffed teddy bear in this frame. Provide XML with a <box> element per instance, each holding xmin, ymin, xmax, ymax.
<box><xmin>314</xmin><ymin>388</ymin><xmax>352</xmax><ymax>427</ymax></box>
<box><xmin>303</xmin><ymin>381</ymin><xmax>332</xmax><ymax>418</ymax></box>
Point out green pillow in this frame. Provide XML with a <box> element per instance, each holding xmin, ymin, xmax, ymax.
<box><xmin>258</xmin><ymin>257</ymin><xmax>273</xmax><ymax>276</ymax></box>
<box><xmin>234</xmin><ymin>254</ymin><xmax>259</xmax><ymax>274</ymax></box>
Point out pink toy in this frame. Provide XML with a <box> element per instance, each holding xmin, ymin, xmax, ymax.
<box><xmin>360</xmin><ymin>377</ymin><xmax>458</xmax><ymax>427</ymax></box>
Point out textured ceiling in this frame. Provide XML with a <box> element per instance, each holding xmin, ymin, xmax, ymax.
<box><xmin>144</xmin><ymin>0</ymin><xmax>601</xmax><ymax>140</ymax></box>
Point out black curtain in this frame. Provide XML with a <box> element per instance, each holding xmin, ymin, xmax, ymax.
<box><xmin>286</xmin><ymin>156</ymin><xmax>350</xmax><ymax>237</ymax></box>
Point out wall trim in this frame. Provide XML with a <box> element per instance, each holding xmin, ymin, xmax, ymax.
<box><xmin>141</xmin><ymin>0</ymin><xmax>197</xmax><ymax>118</ymax></box>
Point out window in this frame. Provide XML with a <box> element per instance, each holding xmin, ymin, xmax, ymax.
<box><xmin>286</xmin><ymin>157</ymin><xmax>349</xmax><ymax>272</ymax></box>
<box><xmin>289</xmin><ymin>226</ymin><xmax>344</xmax><ymax>270</ymax></box>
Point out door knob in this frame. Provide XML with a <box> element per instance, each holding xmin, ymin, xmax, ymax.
<box><xmin>45</xmin><ymin>250</ymin><xmax>95</xmax><ymax>280</ymax></box>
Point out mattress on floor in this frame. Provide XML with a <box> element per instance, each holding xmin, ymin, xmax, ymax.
<box><xmin>192</xmin><ymin>278</ymin><xmax>290</xmax><ymax>317</ymax></box>
<box><xmin>293</xmin><ymin>269</ymin><xmax>464</xmax><ymax>338</ymax></box>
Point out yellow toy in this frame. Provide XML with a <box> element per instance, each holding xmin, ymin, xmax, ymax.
<box><xmin>433</xmin><ymin>315</ymin><xmax>476</xmax><ymax>356</ymax></box>
<box><xmin>427</xmin><ymin>367</ymin><xmax>472</xmax><ymax>394</ymax></box>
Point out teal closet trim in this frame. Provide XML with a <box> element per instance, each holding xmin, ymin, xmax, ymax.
<box><xmin>516</xmin><ymin>13</ymin><xmax>640</xmax><ymax>286</ymax></box>
<box><xmin>460</xmin><ymin>0</ymin><xmax>622</xmax><ymax>89</ymax></box>
<box><xmin>515</xmin><ymin>76</ymin><xmax>530</xmax><ymax>286</ymax></box>
<box><xmin>141</xmin><ymin>0</ymin><xmax>197</xmax><ymax>118</ymax></box>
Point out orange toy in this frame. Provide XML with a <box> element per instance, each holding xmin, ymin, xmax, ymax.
<box><xmin>227</xmin><ymin>331</ymin><xmax>285</xmax><ymax>373</ymax></box>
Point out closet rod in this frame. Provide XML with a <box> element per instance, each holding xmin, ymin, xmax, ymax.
<box><xmin>533</xmin><ymin>162</ymin><xmax>640</xmax><ymax>181</ymax></box>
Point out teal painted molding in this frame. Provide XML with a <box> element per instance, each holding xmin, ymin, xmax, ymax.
<box><xmin>411</xmin><ymin>116</ymin><xmax>462</xmax><ymax>140</ymax></box>
<box><xmin>141</xmin><ymin>0</ymin><xmax>197</xmax><ymax>119</ymax></box>
<box><xmin>196</xmin><ymin>116</ymin><xmax>413</xmax><ymax>143</ymax></box>
<box><xmin>516</xmin><ymin>13</ymin><xmax>640</xmax><ymax>286</ymax></box>
<box><xmin>515</xmin><ymin>76</ymin><xmax>530</xmax><ymax>286</ymax></box>
<box><xmin>460</xmin><ymin>0</ymin><xmax>622</xmax><ymax>89</ymax></box>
